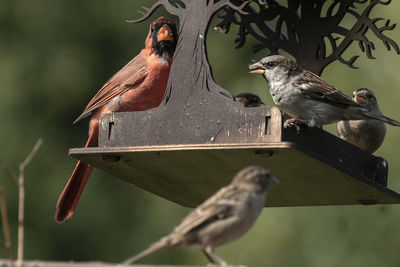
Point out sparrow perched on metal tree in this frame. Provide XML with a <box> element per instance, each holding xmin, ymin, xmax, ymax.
<box><xmin>55</xmin><ymin>17</ymin><xmax>178</xmax><ymax>223</ymax></box>
<box><xmin>249</xmin><ymin>55</ymin><xmax>400</xmax><ymax>131</ymax></box>
<box><xmin>235</xmin><ymin>93</ymin><xmax>265</xmax><ymax>107</ymax></box>
<box><xmin>337</xmin><ymin>88</ymin><xmax>386</xmax><ymax>153</ymax></box>
<box><xmin>122</xmin><ymin>166</ymin><xmax>279</xmax><ymax>266</ymax></box>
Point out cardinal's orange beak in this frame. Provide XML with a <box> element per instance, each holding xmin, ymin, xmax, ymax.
<box><xmin>157</xmin><ymin>25</ymin><xmax>174</xmax><ymax>42</ymax></box>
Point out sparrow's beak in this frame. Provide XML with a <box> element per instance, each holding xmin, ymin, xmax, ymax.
<box><xmin>249</xmin><ymin>62</ymin><xmax>266</xmax><ymax>75</ymax></box>
<box><xmin>157</xmin><ymin>24</ymin><xmax>174</xmax><ymax>42</ymax></box>
<box><xmin>353</xmin><ymin>94</ymin><xmax>368</xmax><ymax>105</ymax></box>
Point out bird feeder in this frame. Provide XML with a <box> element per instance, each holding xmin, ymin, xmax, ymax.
<box><xmin>70</xmin><ymin>0</ymin><xmax>400</xmax><ymax>207</ymax></box>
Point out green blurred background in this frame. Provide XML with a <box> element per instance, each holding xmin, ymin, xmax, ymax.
<box><xmin>1</xmin><ymin>0</ymin><xmax>400</xmax><ymax>266</ymax></box>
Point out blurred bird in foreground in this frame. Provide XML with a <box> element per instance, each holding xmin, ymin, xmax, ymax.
<box><xmin>235</xmin><ymin>93</ymin><xmax>265</xmax><ymax>107</ymax></box>
<box><xmin>249</xmin><ymin>55</ymin><xmax>400</xmax><ymax>132</ymax></box>
<box><xmin>55</xmin><ymin>17</ymin><xmax>178</xmax><ymax>223</ymax></box>
<box><xmin>337</xmin><ymin>88</ymin><xmax>386</xmax><ymax>153</ymax></box>
<box><xmin>123</xmin><ymin>166</ymin><xmax>279</xmax><ymax>266</ymax></box>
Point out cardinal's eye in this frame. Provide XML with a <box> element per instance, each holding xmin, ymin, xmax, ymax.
<box><xmin>263</xmin><ymin>61</ymin><xmax>277</xmax><ymax>69</ymax></box>
<box><xmin>151</xmin><ymin>25</ymin><xmax>155</xmax><ymax>32</ymax></box>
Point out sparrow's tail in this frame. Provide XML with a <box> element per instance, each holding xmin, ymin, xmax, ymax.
<box><xmin>122</xmin><ymin>236</ymin><xmax>177</xmax><ymax>265</ymax></box>
<box><xmin>55</xmin><ymin>132</ymin><xmax>97</xmax><ymax>223</ymax></box>
<box><xmin>364</xmin><ymin>111</ymin><xmax>400</xmax><ymax>126</ymax></box>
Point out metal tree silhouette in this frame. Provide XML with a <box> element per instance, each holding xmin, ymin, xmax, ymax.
<box><xmin>100</xmin><ymin>0</ymin><xmax>399</xmax><ymax>146</ymax></box>
<box><xmin>129</xmin><ymin>0</ymin><xmax>248</xmax><ymax>103</ymax></box>
<box><xmin>216</xmin><ymin>0</ymin><xmax>399</xmax><ymax>75</ymax></box>
<box><xmin>110</xmin><ymin>0</ymin><xmax>282</xmax><ymax>147</ymax></box>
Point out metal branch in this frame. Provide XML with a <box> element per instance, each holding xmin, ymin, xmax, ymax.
<box><xmin>215</xmin><ymin>7</ymin><xmax>238</xmax><ymax>34</ymax></box>
<box><xmin>225</xmin><ymin>0</ymin><xmax>249</xmax><ymax>15</ymax></box>
<box><xmin>126</xmin><ymin>0</ymin><xmax>179</xmax><ymax>23</ymax></box>
<box><xmin>249</xmin><ymin>21</ymin><xmax>293</xmax><ymax>54</ymax></box>
<box><xmin>330</xmin><ymin>0</ymin><xmax>399</xmax><ymax>65</ymax></box>
<box><xmin>326</xmin><ymin>1</ymin><xmax>340</xmax><ymax>17</ymax></box>
<box><xmin>375</xmin><ymin>0</ymin><xmax>391</xmax><ymax>5</ymax></box>
<box><xmin>210</xmin><ymin>0</ymin><xmax>249</xmax><ymax>16</ymax></box>
<box><xmin>326</xmin><ymin>33</ymin><xmax>338</xmax><ymax>51</ymax></box>
<box><xmin>321</xmin><ymin>0</ymin><xmax>394</xmax><ymax>69</ymax></box>
<box><xmin>358</xmin><ymin>32</ymin><xmax>376</xmax><ymax>59</ymax></box>
<box><xmin>217</xmin><ymin>0</ymin><xmax>398</xmax><ymax>74</ymax></box>
<box><xmin>322</xmin><ymin>25</ymin><xmax>359</xmax><ymax>68</ymax></box>
<box><xmin>228</xmin><ymin>2</ymin><xmax>292</xmax><ymax>52</ymax></box>
<box><xmin>247</xmin><ymin>22</ymin><xmax>292</xmax><ymax>53</ymax></box>
<box><xmin>337</xmin><ymin>54</ymin><xmax>360</xmax><ymax>69</ymax></box>
<box><xmin>365</xmin><ymin>17</ymin><xmax>400</xmax><ymax>54</ymax></box>
<box><xmin>317</xmin><ymin>39</ymin><xmax>326</xmax><ymax>60</ymax></box>
<box><xmin>325</xmin><ymin>1</ymin><xmax>357</xmax><ymax>27</ymax></box>
<box><xmin>234</xmin><ymin>24</ymin><xmax>248</xmax><ymax>48</ymax></box>
<box><xmin>275</xmin><ymin>16</ymin><xmax>284</xmax><ymax>37</ymax></box>
<box><xmin>244</xmin><ymin>1</ymin><xmax>299</xmax><ymax>54</ymax></box>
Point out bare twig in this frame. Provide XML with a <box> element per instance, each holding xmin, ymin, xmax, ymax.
<box><xmin>0</xmin><ymin>158</ymin><xmax>18</xmax><ymax>183</ymax></box>
<box><xmin>20</xmin><ymin>139</ymin><xmax>43</xmax><ymax>170</ymax></box>
<box><xmin>17</xmin><ymin>138</ymin><xmax>43</xmax><ymax>267</ymax></box>
<box><xmin>0</xmin><ymin>187</ymin><xmax>14</xmax><ymax>267</ymax></box>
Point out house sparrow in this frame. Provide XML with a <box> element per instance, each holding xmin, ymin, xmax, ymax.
<box><xmin>55</xmin><ymin>17</ymin><xmax>178</xmax><ymax>223</ymax></box>
<box><xmin>235</xmin><ymin>93</ymin><xmax>265</xmax><ymax>107</ymax></box>
<box><xmin>122</xmin><ymin>166</ymin><xmax>279</xmax><ymax>266</ymax></box>
<box><xmin>249</xmin><ymin>55</ymin><xmax>400</xmax><ymax>132</ymax></box>
<box><xmin>337</xmin><ymin>88</ymin><xmax>386</xmax><ymax>153</ymax></box>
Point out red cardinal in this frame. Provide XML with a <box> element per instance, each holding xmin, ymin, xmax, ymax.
<box><xmin>55</xmin><ymin>17</ymin><xmax>178</xmax><ymax>223</ymax></box>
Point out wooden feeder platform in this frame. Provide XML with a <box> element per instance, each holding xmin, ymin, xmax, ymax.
<box><xmin>70</xmin><ymin>107</ymin><xmax>400</xmax><ymax>208</ymax></box>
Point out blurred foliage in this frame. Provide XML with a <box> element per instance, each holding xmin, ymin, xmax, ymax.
<box><xmin>0</xmin><ymin>0</ymin><xmax>400</xmax><ymax>266</ymax></box>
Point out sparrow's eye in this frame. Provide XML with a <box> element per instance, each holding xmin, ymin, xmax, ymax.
<box><xmin>263</xmin><ymin>61</ymin><xmax>278</xmax><ymax>69</ymax></box>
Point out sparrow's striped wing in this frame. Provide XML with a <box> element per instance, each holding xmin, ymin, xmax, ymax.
<box><xmin>295</xmin><ymin>71</ymin><xmax>362</xmax><ymax>107</ymax></box>
<box><xmin>73</xmin><ymin>53</ymin><xmax>148</xmax><ymax>124</ymax></box>
<box><xmin>172</xmin><ymin>185</ymin><xmax>239</xmax><ymax>235</ymax></box>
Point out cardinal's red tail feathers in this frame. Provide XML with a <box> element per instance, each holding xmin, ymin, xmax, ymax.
<box><xmin>55</xmin><ymin>161</ymin><xmax>93</xmax><ymax>223</ymax></box>
<box><xmin>55</xmin><ymin>131</ymin><xmax>98</xmax><ymax>223</ymax></box>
